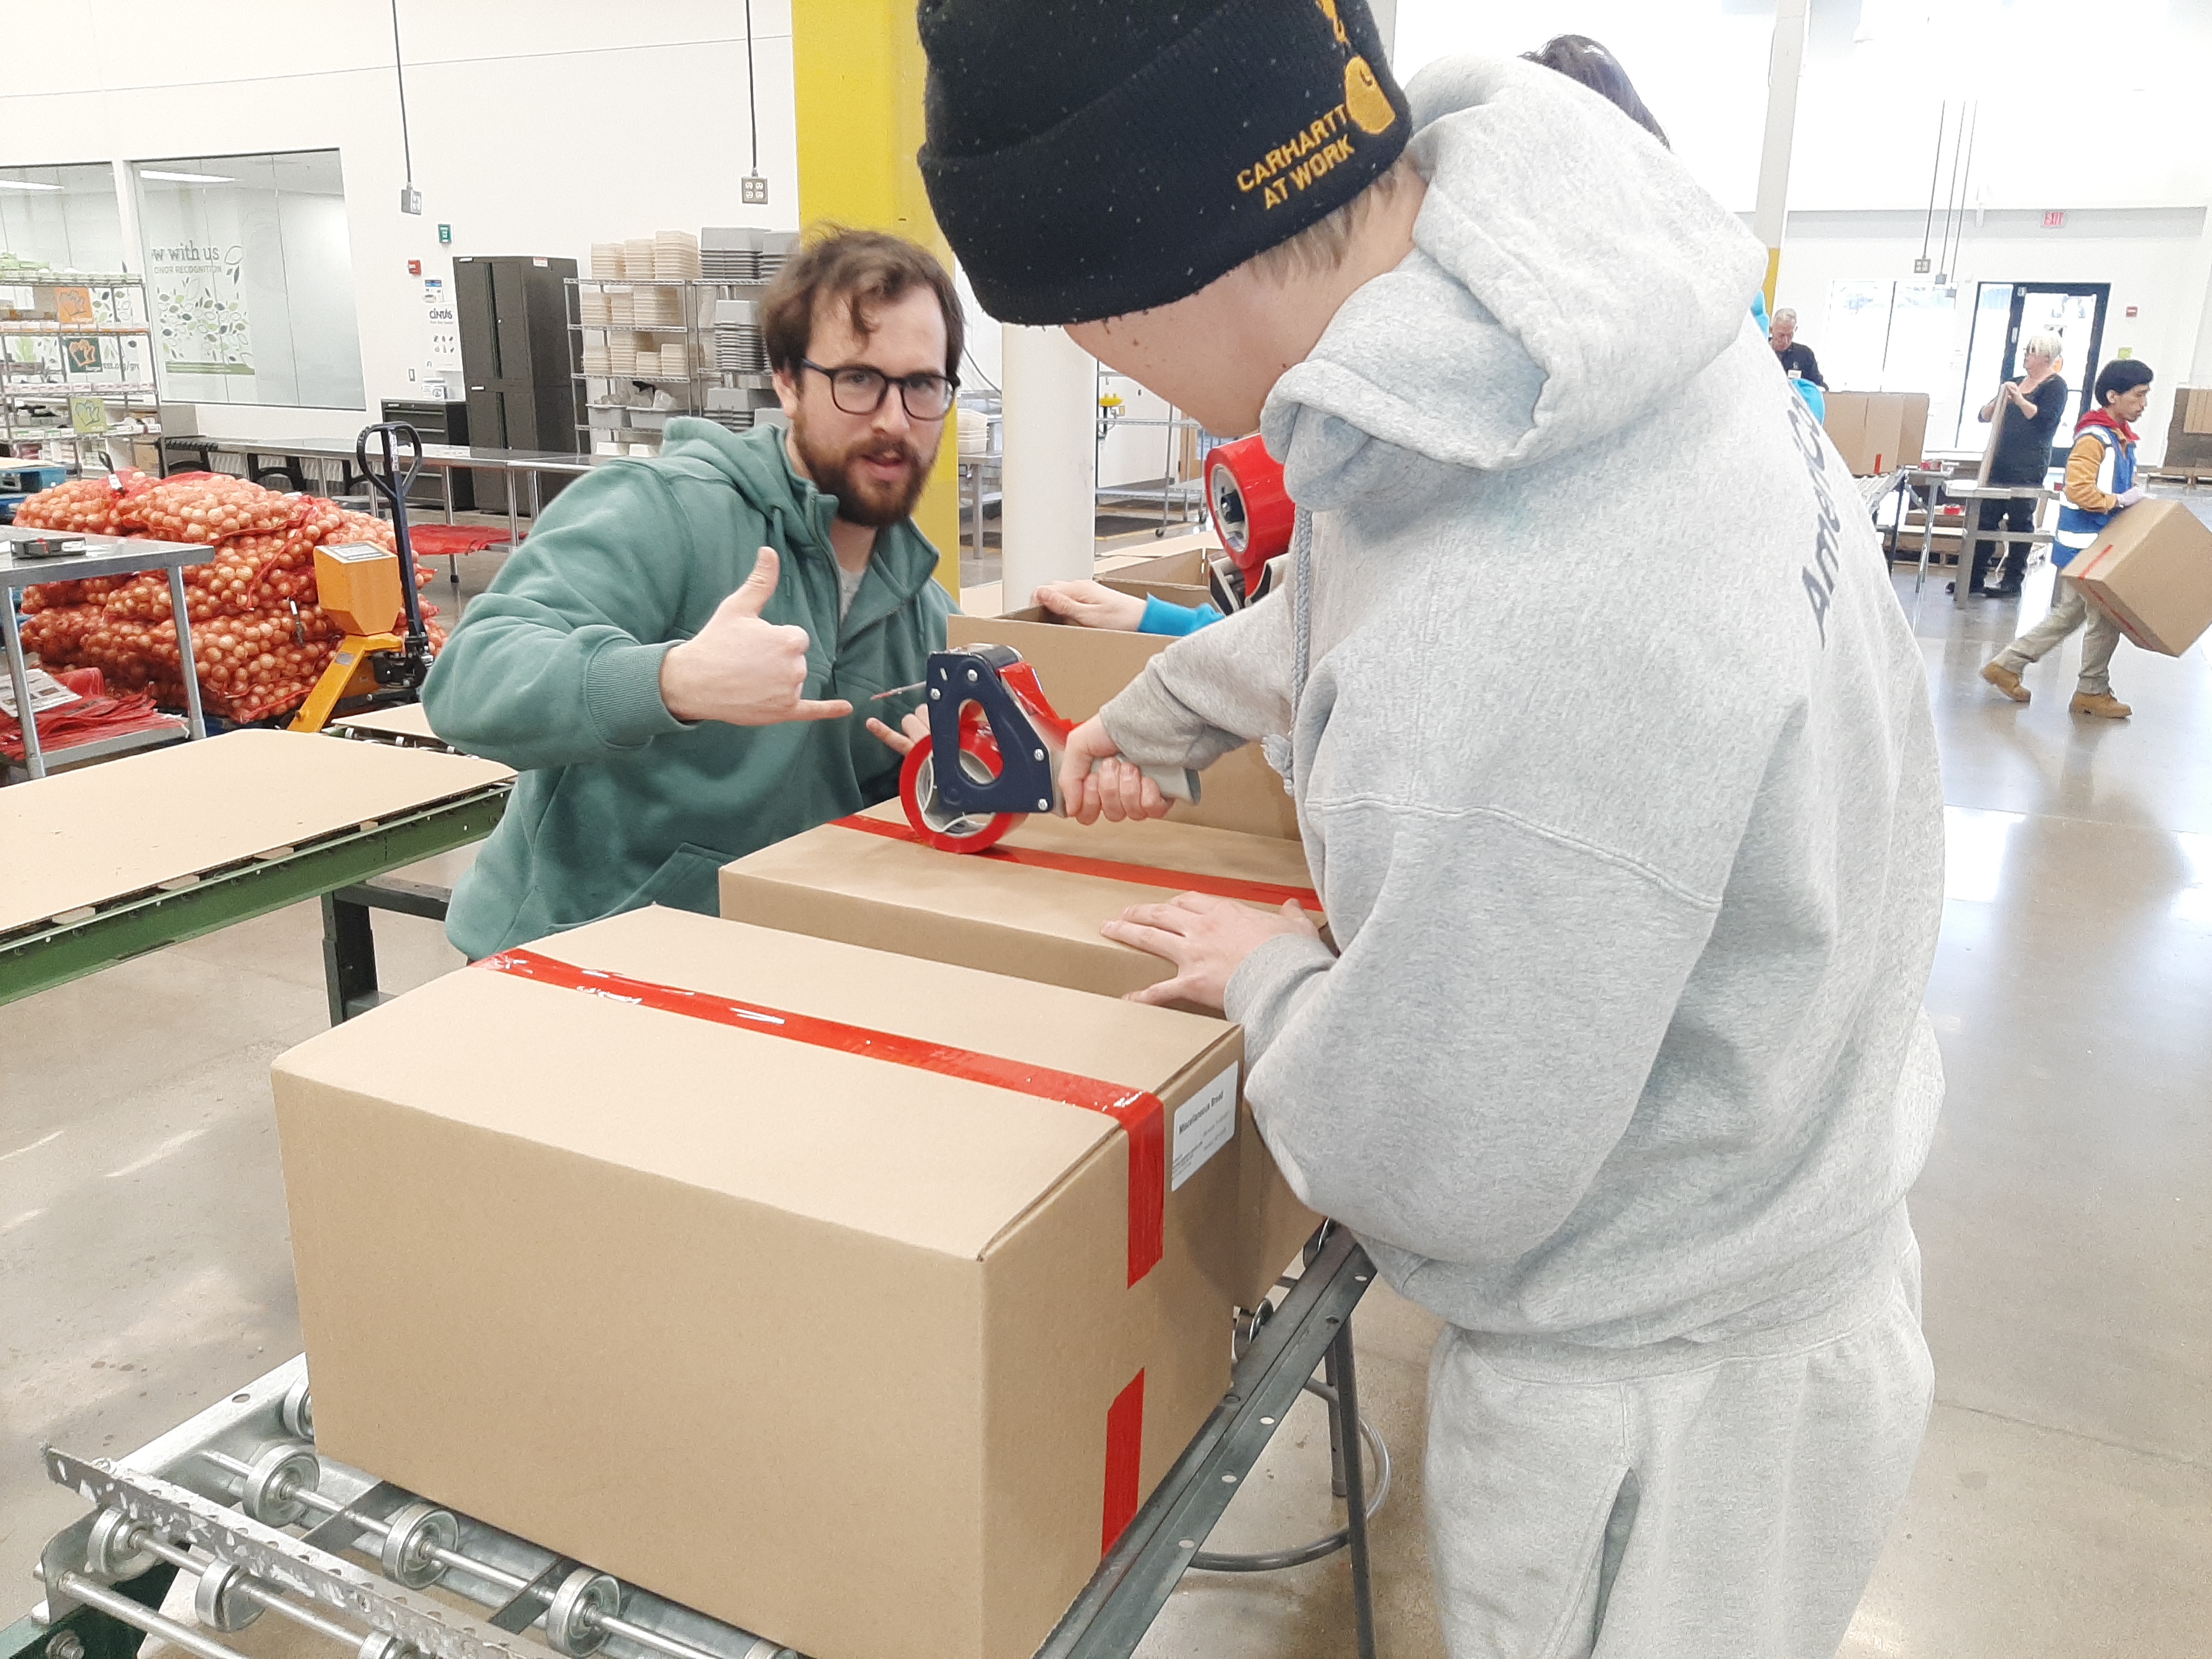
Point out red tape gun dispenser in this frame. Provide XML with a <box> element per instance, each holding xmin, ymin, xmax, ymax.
<box><xmin>900</xmin><ymin>644</ymin><xmax>1200</xmax><ymax>854</ymax></box>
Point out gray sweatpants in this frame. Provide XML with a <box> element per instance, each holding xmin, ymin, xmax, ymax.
<box><xmin>1994</xmin><ymin>575</ymin><xmax>2120</xmax><ymax>696</ymax></box>
<box><xmin>1424</xmin><ymin>1232</ymin><xmax>1932</xmax><ymax>1659</ymax></box>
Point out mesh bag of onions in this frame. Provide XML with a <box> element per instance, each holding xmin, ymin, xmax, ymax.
<box><xmin>17</xmin><ymin>477</ymin><xmax>444</xmax><ymax>724</ymax></box>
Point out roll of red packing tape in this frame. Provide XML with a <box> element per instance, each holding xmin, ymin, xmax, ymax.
<box><xmin>1206</xmin><ymin>435</ymin><xmax>1295</xmax><ymax>586</ymax></box>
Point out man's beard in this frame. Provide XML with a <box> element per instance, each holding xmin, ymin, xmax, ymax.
<box><xmin>792</xmin><ymin>415</ymin><xmax>934</xmax><ymax>528</ymax></box>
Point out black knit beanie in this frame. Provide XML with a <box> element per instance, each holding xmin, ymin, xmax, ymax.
<box><xmin>918</xmin><ymin>0</ymin><xmax>1412</xmax><ymax>326</ymax></box>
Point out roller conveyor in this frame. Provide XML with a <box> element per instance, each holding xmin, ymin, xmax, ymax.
<box><xmin>8</xmin><ymin>1231</ymin><xmax>1381</xmax><ymax>1659</ymax></box>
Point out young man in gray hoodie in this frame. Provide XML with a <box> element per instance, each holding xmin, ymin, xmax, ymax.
<box><xmin>921</xmin><ymin>4</ymin><xmax>1945</xmax><ymax>1655</ymax></box>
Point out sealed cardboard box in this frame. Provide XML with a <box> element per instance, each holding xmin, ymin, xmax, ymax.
<box><xmin>719</xmin><ymin>804</ymin><xmax>1324</xmax><ymax>1302</ymax></box>
<box><xmin>722</xmin><ymin>800</ymin><xmax>1319</xmax><ymax>1002</ymax></box>
<box><xmin>273</xmin><ymin>907</ymin><xmax>1254</xmax><ymax>1659</ymax></box>
<box><xmin>2067</xmin><ymin>497</ymin><xmax>2212</xmax><ymax>655</ymax></box>
<box><xmin>946</xmin><ymin>610</ymin><xmax>1300</xmax><ymax>841</ymax></box>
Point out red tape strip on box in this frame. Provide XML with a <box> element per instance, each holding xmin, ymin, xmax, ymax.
<box><xmin>1103</xmin><ymin>1370</ymin><xmax>1147</xmax><ymax>1555</ymax></box>
<box><xmin>477</xmin><ymin>948</ymin><xmax>1164</xmax><ymax>1285</ymax></box>
<box><xmin>836</xmin><ymin>814</ymin><xmax>1322</xmax><ymax>911</ymax></box>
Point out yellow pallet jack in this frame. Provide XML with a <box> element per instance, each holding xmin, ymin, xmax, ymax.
<box><xmin>290</xmin><ymin>423</ymin><xmax>436</xmax><ymax>733</ymax></box>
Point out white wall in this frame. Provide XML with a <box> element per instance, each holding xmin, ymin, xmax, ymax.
<box><xmin>8</xmin><ymin>0</ymin><xmax>2210</xmax><ymax>454</ymax></box>
<box><xmin>0</xmin><ymin>1</ymin><xmax>800</xmax><ymax>441</ymax></box>
<box><xmin>1394</xmin><ymin>0</ymin><xmax>2212</xmax><ymax>455</ymax></box>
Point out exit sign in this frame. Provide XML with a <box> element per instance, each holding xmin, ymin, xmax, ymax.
<box><xmin>2043</xmin><ymin>210</ymin><xmax>2066</xmax><ymax>229</ymax></box>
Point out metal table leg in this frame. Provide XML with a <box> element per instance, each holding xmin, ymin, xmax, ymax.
<box><xmin>166</xmin><ymin>565</ymin><xmax>209</xmax><ymax>739</ymax></box>
<box><xmin>1330</xmin><ymin>1316</ymin><xmax>1378</xmax><ymax>1659</ymax></box>
<box><xmin>2</xmin><ymin>582</ymin><xmax>46</xmax><ymax>781</ymax></box>
<box><xmin>320</xmin><ymin>877</ymin><xmax>452</xmax><ymax>1024</ymax></box>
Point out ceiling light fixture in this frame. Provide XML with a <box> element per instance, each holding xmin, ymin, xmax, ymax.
<box><xmin>0</xmin><ymin>179</ymin><xmax>65</xmax><ymax>191</ymax></box>
<box><xmin>139</xmin><ymin>170</ymin><xmax>235</xmax><ymax>184</ymax></box>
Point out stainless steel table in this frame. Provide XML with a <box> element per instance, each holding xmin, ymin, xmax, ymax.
<box><xmin>162</xmin><ymin>436</ymin><xmax>603</xmax><ymax>548</ymax></box>
<box><xmin>1</xmin><ymin>528</ymin><xmax>210</xmax><ymax>780</ymax></box>
<box><xmin>1940</xmin><ymin>481</ymin><xmax>2056</xmax><ymax>607</ymax></box>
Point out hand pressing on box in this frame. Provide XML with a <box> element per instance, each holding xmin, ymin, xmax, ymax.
<box><xmin>1103</xmin><ymin>893</ymin><xmax>1321</xmax><ymax>1012</ymax></box>
<box><xmin>1059</xmin><ymin>717</ymin><xmax>1175</xmax><ymax>825</ymax></box>
<box><xmin>660</xmin><ymin>547</ymin><xmax>853</xmax><ymax>726</ymax></box>
<box><xmin>1035</xmin><ymin>580</ymin><xmax>1146</xmax><ymax>632</ymax></box>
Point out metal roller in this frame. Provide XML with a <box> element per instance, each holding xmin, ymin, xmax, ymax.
<box><xmin>194</xmin><ymin>1562</ymin><xmax>266</xmax><ymax>1633</ymax></box>
<box><xmin>240</xmin><ymin>1440</ymin><xmax>320</xmax><ymax>1528</ymax></box>
<box><xmin>543</xmin><ymin>1569</ymin><xmax>620</xmax><ymax>1658</ymax></box>
<box><xmin>84</xmin><ymin>1508</ymin><xmax>160</xmax><ymax>1582</ymax></box>
<box><xmin>280</xmin><ymin>1375</ymin><xmax>315</xmax><ymax>1441</ymax></box>
<box><xmin>379</xmin><ymin>1503</ymin><xmax>459</xmax><ymax>1590</ymax></box>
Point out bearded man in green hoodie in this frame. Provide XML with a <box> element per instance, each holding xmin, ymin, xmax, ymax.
<box><xmin>423</xmin><ymin>229</ymin><xmax>960</xmax><ymax>958</ymax></box>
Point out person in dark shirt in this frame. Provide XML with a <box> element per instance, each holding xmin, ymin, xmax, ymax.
<box><xmin>1769</xmin><ymin>308</ymin><xmax>1826</xmax><ymax>388</ymax></box>
<box><xmin>1970</xmin><ymin>332</ymin><xmax>2069</xmax><ymax>597</ymax></box>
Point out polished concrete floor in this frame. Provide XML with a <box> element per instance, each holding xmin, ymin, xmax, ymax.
<box><xmin>4</xmin><ymin>537</ymin><xmax>2209</xmax><ymax>1657</ymax></box>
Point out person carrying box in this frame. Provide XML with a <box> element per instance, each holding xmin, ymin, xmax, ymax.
<box><xmin>917</xmin><ymin>4</ymin><xmax>1945</xmax><ymax>1655</ymax></box>
<box><xmin>1980</xmin><ymin>358</ymin><xmax>2155</xmax><ymax>719</ymax></box>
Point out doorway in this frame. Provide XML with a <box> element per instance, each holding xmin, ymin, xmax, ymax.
<box><xmin>1954</xmin><ymin>282</ymin><xmax>2108</xmax><ymax>467</ymax></box>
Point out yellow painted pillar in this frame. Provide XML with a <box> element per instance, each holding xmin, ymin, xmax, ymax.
<box><xmin>791</xmin><ymin>0</ymin><xmax>960</xmax><ymax>597</ymax></box>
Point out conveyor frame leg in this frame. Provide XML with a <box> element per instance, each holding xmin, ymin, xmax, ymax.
<box><xmin>321</xmin><ymin>879</ymin><xmax>452</xmax><ymax>1025</ymax></box>
<box><xmin>0</xmin><ymin>1567</ymin><xmax>178</xmax><ymax>1659</ymax></box>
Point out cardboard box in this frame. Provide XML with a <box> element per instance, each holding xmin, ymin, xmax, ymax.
<box><xmin>1822</xmin><ymin>391</ymin><xmax>1929</xmax><ymax>475</ymax></box>
<box><xmin>2066</xmin><ymin>498</ymin><xmax>2212</xmax><ymax>655</ymax></box>
<box><xmin>722</xmin><ymin>800</ymin><xmax>1318</xmax><ymax>1002</ymax></box>
<box><xmin>273</xmin><ymin>906</ymin><xmax>1255</xmax><ymax>1659</ymax></box>
<box><xmin>719</xmin><ymin>805</ymin><xmax>1326</xmax><ymax>1310</ymax></box>
<box><xmin>1098</xmin><ymin>548</ymin><xmax>1220</xmax><ymax>614</ymax></box>
<box><xmin>946</xmin><ymin>610</ymin><xmax>1300</xmax><ymax>842</ymax></box>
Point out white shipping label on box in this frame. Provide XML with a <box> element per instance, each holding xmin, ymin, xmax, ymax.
<box><xmin>1171</xmin><ymin>1062</ymin><xmax>1239</xmax><ymax>1192</ymax></box>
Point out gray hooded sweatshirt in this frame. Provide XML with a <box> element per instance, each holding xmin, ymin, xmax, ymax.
<box><xmin>1101</xmin><ymin>57</ymin><xmax>1946</xmax><ymax>1350</ymax></box>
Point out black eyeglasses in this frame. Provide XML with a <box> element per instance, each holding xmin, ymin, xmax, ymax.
<box><xmin>800</xmin><ymin>359</ymin><xmax>958</xmax><ymax>421</ymax></box>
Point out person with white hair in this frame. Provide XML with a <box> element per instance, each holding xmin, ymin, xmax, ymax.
<box><xmin>1967</xmin><ymin>332</ymin><xmax>2068</xmax><ymax>597</ymax></box>
<box><xmin>1768</xmin><ymin>307</ymin><xmax>1826</xmax><ymax>388</ymax></box>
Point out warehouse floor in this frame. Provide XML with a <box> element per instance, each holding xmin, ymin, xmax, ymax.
<box><xmin>4</xmin><ymin>545</ymin><xmax>2209</xmax><ymax>1658</ymax></box>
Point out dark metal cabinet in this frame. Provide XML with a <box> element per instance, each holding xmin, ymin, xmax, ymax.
<box><xmin>454</xmin><ymin>256</ymin><xmax>580</xmax><ymax>512</ymax></box>
<box><xmin>379</xmin><ymin>397</ymin><xmax>473</xmax><ymax>510</ymax></box>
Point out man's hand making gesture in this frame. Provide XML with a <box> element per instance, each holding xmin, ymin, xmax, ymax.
<box><xmin>659</xmin><ymin>547</ymin><xmax>854</xmax><ymax>726</ymax></box>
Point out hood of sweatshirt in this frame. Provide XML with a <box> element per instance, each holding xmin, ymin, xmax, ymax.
<box><xmin>1261</xmin><ymin>55</ymin><xmax>1769</xmax><ymax>512</ymax></box>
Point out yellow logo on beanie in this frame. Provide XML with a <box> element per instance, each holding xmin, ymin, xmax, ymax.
<box><xmin>1344</xmin><ymin>55</ymin><xmax>1395</xmax><ymax>134</ymax></box>
<box><xmin>1315</xmin><ymin>0</ymin><xmax>1348</xmax><ymax>44</ymax></box>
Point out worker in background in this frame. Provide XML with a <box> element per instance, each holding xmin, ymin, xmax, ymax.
<box><xmin>919</xmin><ymin>4</ymin><xmax>1943</xmax><ymax>1656</ymax></box>
<box><xmin>1966</xmin><ymin>333</ymin><xmax>2068</xmax><ymax>598</ymax></box>
<box><xmin>1769</xmin><ymin>307</ymin><xmax>1827</xmax><ymax>391</ymax></box>
<box><xmin>422</xmin><ymin>230</ymin><xmax>958</xmax><ymax>957</ymax></box>
<box><xmin>1522</xmin><ymin>32</ymin><xmax>1669</xmax><ymax>145</ymax></box>
<box><xmin>1981</xmin><ymin>358</ymin><xmax>2154</xmax><ymax>719</ymax></box>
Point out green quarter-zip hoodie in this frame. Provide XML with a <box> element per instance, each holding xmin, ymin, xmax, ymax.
<box><xmin>423</xmin><ymin>418</ymin><xmax>955</xmax><ymax>958</ymax></box>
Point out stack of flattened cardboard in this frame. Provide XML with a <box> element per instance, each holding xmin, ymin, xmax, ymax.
<box><xmin>1822</xmin><ymin>391</ymin><xmax>1929</xmax><ymax>476</ymax></box>
<box><xmin>273</xmin><ymin>612</ymin><xmax>1327</xmax><ymax>1659</ymax></box>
